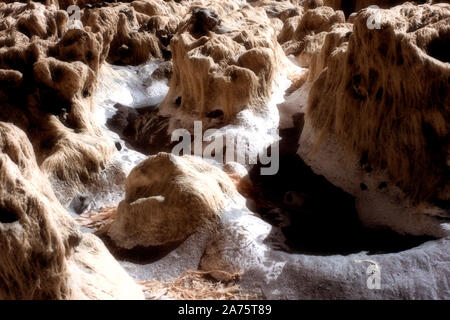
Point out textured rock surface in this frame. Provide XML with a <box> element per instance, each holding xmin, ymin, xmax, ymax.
<box><xmin>0</xmin><ymin>2</ymin><xmax>115</xmax><ymax>202</ymax></box>
<box><xmin>108</xmin><ymin>152</ymin><xmax>240</xmax><ymax>248</ymax></box>
<box><xmin>0</xmin><ymin>0</ymin><xmax>184</xmax><ymax>203</ymax></box>
<box><xmin>1</xmin><ymin>0</ymin><xmax>449</xmax><ymax>301</ymax></box>
<box><xmin>159</xmin><ymin>2</ymin><xmax>286</xmax><ymax>122</ymax></box>
<box><xmin>279</xmin><ymin>6</ymin><xmax>345</xmax><ymax>56</ymax></box>
<box><xmin>0</xmin><ymin>122</ymin><xmax>143</xmax><ymax>299</ymax></box>
<box><xmin>296</xmin><ymin>3</ymin><xmax>450</xmax><ymax>236</ymax></box>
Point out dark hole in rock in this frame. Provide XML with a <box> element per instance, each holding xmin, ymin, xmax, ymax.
<box><xmin>115</xmin><ymin>141</ymin><xmax>122</xmax><ymax>151</ymax></box>
<box><xmin>376</xmin><ymin>87</ymin><xmax>383</xmax><ymax>100</ymax></box>
<box><xmin>285</xmin><ymin>192</ymin><xmax>293</xmax><ymax>203</ymax></box>
<box><xmin>175</xmin><ymin>96</ymin><xmax>182</xmax><ymax>105</ymax></box>
<box><xmin>206</xmin><ymin>109</ymin><xmax>224</xmax><ymax>119</ymax></box>
<box><xmin>161</xmin><ymin>47</ymin><xmax>172</xmax><ymax>60</ymax></box>
<box><xmin>429</xmin><ymin>198</ymin><xmax>449</xmax><ymax>211</ymax></box>
<box><xmin>156</xmin><ymin>30</ymin><xmax>172</xmax><ymax>47</ymax></box>
<box><xmin>0</xmin><ymin>207</ymin><xmax>19</xmax><ymax>223</ymax></box>
<box><xmin>86</xmin><ymin>51</ymin><xmax>93</xmax><ymax>61</ymax></box>
<box><xmin>360</xmin><ymin>183</ymin><xmax>368</xmax><ymax>191</ymax></box>
<box><xmin>50</xmin><ymin>67</ymin><xmax>63</xmax><ymax>82</ymax></box>
<box><xmin>65</xmin><ymin>51</ymin><xmax>77</xmax><ymax>61</ymax></box>
<box><xmin>360</xmin><ymin>151</ymin><xmax>368</xmax><ymax>166</ymax></box>
<box><xmin>378</xmin><ymin>181</ymin><xmax>387</xmax><ymax>190</ymax></box>
<box><xmin>250</xmin><ymin>152</ymin><xmax>433</xmax><ymax>255</ymax></box>
<box><xmin>365</xmin><ymin>165</ymin><xmax>373</xmax><ymax>173</ymax></box>
<box><xmin>17</xmin><ymin>23</ymin><xmax>31</xmax><ymax>38</ymax></box>
<box><xmin>426</xmin><ymin>36</ymin><xmax>450</xmax><ymax>63</ymax></box>
<box><xmin>37</xmin><ymin>85</ymin><xmax>72</xmax><ymax>115</ymax></box>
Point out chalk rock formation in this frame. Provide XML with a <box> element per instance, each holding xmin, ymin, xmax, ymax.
<box><xmin>0</xmin><ymin>122</ymin><xmax>143</xmax><ymax>299</ymax></box>
<box><xmin>108</xmin><ymin>152</ymin><xmax>240</xmax><ymax>248</ymax></box>
<box><xmin>297</xmin><ymin>3</ymin><xmax>450</xmax><ymax>236</ymax></box>
<box><xmin>159</xmin><ymin>2</ymin><xmax>288</xmax><ymax>124</ymax></box>
<box><xmin>0</xmin><ymin>0</ymin><xmax>187</xmax><ymax>203</ymax></box>
<box><xmin>278</xmin><ymin>6</ymin><xmax>345</xmax><ymax>57</ymax></box>
<box><xmin>81</xmin><ymin>2</ymin><xmax>176</xmax><ymax>65</ymax></box>
<box><xmin>0</xmin><ymin>2</ymin><xmax>114</xmax><ymax>203</ymax></box>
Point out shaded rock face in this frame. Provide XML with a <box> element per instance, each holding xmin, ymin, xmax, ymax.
<box><xmin>108</xmin><ymin>152</ymin><xmax>240</xmax><ymax>248</ymax></box>
<box><xmin>0</xmin><ymin>122</ymin><xmax>143</xmax><ymax>299</ymax></box>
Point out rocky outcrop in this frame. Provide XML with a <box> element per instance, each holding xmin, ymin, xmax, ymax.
<box><xmin>107</xmin><ymin>152</ymin><xmax>240</xmax><ymax>248</ymax></box>
<box><xmin>278</xmin><ymin>6</ymin><xmax>345</xmax><ymax>57</ymax></box>
<box><xmin>110</xmin><ymin>2</ymin><xmax>301</xmax><ymax>171</ymax></box>
<box><xmin>159</xmin><ymin>2</ymin><xmax>288</xmax><ymax>124</ymax></box>
<box><xmin>0</xmin><ymin>122</ymin><xmax>143</xmax><ymax>299</ymax></box>
<box><xmin>0</xmin><ymin>1</ymin><xmax>185</xmax><ymax>203</ymax></box>
<box><xmin>1</xmin><ymin>0</ymin><xmax>449</xmax><ymax>301</ymax></box>
<box><xmin>296</xmin><ymin>3</ymin><xmax>449</xmax><ymax>236</ymax></box>
<box><xmin>0</xmin><ymin>2</ymin><xmax>112</xmax><ymax>203</ymax></box>
<box><xmin>81</xmin><ymin>2</ymin><xmax>178</xmax><ymax>65</ymax></box>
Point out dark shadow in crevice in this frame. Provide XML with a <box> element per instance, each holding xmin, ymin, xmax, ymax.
<box><xmin>98</xmin><ymin>234</ymin><xmax>186</xmax><ymax>265</ymax></box>
<box><xmin>426</xmin><ymin>36</ymin><xmax>450</xmax><ymax>63</ymax></box>
<box><xmin>0</xmin><ymin>206</ymin><xmax>19</xmax><ymax>223</ymax></box>
<box><xmin>248</xmin><ymin>114</ymin><xmax>434</xmax><ymax>256</ymax></box>
<box><xmin>106</xmin><ymin>103</ymin><xmax>175</xmax><ymax>155</ymax></box>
